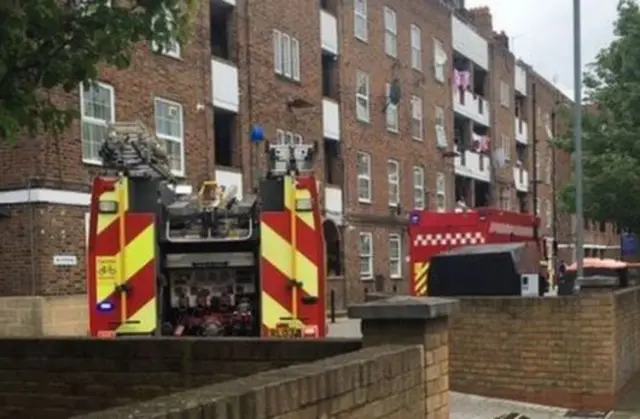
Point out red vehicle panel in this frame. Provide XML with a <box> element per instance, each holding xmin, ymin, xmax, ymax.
<box><xmin>408</xmin><ymin>207</ymin><xmax>539</xmax><ymax>295</ymax></box>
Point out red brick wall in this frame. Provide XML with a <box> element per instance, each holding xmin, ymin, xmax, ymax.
<box><xmin>0</xmin><ymin>338</ymin><xmax>362</xmax><ymax>419</ymax></box>
<box><xmin>449</xmin><ymin>290</ymin><xmax>640</xmax><ymax>410</ymax></box>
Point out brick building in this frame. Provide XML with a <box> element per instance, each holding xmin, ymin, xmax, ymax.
<box><xmin>0</xmin><ymin>0</ymin><xmax>619</xmax><ymax>311</ymax></box>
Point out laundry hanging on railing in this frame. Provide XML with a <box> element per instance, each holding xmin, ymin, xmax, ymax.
<box><xmin>472</xmin><ymin>133</ymin><xmax>490</xmax><ymax>152</ymax></box>
<box><xmin>452</xmin><ymin>69</ymin><xmax>471</xmax><ymax>90</ymax></box>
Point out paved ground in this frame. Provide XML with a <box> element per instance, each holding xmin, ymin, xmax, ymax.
<box><xmin>326</xmin><ymin>318</ymin><xmax>640</xmax><ymax>419</ymax></box>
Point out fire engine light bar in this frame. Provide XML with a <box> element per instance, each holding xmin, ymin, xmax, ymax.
<box><xmin>295</xmin><ymin>198</ymin><xmax>312</xmax><ymax>211</ymax></box>
<box><xmin>98</xmin><ymin>201</ymin><xmax>118</xmax><ymax>214</ymax></box>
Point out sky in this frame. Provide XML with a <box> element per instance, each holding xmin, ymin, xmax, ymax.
<box><xmin>465</xmin><ymin>0</ymin><xmax>618</xmax><ymax>99</ymax></box>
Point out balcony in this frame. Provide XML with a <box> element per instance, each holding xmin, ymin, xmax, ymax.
<box><xmin>324</xmin><ymin>185</ymin><xmax>343</xmax><ymax>224</ymax></box>
<box><xmin>515</xmin><ymin>63</ymin><xmax>527</xmax><ymax>95</ymax></box>
<box><xmin>320</xmin><ymin>10</ymin><xmax>338</xmax><ymax>56</ymax></box>
<box><xmin>323</xmin><ymin>98</ymin><xmax>340</xmax><ymax>140</ymax></box>
<box><xmin>451</xmin><ymin>16</ymin><xmax>489</xmax><ymax>70</ymax></box>
<box><xmin>453</xmin><ymin>89</ymin><xmax>490</xmax><ymax>126</ymax></box>
<box><xmin>515</xmin><ymin>118</ymin><xmax>528</xmax><ymax>144</ymax></box>
<box><xmin>454</xmin><ymin>150</ymin><xmax>491</xmax><ymax>182</ymax></box>
<box><xmin>513</xmin><ymin>166</ymin><xmax>529</xmax><ymax>192</ymax></box>
<box><xmin>211</xmin><ymin>58</ymin><xmax>239</xmax><ymax>112</ymax></box>
<box><xmin>215</xmin><ymin>167</ymin><xmax>243</xmax><ymax>200</ymax></box>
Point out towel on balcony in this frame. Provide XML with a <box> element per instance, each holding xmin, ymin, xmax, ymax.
<box><xmin>460</xmin><ymin>71</ymin><xmax>471</xmax><ymax>89</ymax></box>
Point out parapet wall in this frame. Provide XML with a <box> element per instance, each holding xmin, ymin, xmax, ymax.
<box><xmin>0</xmin><ymin>337</ymin><xmax>361</xmax><ymax>418</ymax></box>
<box><xmin>449</xmin><ymin>287</ymin><xmax>640</xmax><ymax>410</ymax></box>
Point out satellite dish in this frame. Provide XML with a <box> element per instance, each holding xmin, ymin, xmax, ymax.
<box><xmin>388</xmin><ymin>79</ymin><xmax>402</xmax><ymax>105</ymax></box>
<box><xmin>492</xmin><ymin>148</ymin><xmax>506</xmax><ymax>168</ymax></box>
<box><xmin>435</xmin><ymin>50</ymin><xmax>448</xmax><ymax>66</ymax></box>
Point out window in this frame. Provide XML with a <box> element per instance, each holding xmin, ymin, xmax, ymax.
<box><xmin>500</xmin><ymin>81</ymin><xmax>510</xmax><ymax>107</ymax></box>
<box><xmin>411</xmin><ymin>25</ymin><xmax>422</xmax><ymax>71</ymax></box>
<box><xmin>81</xmin><ymin>82</ymin><xmax>115</xmax><ymax>163</ymax></box>
<box><xmin>413</xmin><ymin>165</ymin><xmax>425</xmax><ymax>210</ymax></box>
<box><xmin>356</xmin><ymin>70</ymin><xmax>370</xmax><ymax>122</ymax></box>
<box><xmin>386</xmin><ymin>83</ymin><xmax>399</xmax><ymax>132</ymax></box>
<box><xmin>545</xmin><ymin>199</ymin><xmax>552</xmax><ymax>228</ymax></box>
<box><xmin>359</xmin><ymin>232</ymin><xmax>373</xmax><ymax>279</ymax></box>
<box><xmin>154</xmin><ymin>98</ymin><xmax>184</xmax><ymax>175</ymax></box>
<box><xmin>435</xmin><ymin>106</ymin><xmax>446</xmax><ymax>147</ymax></box>
<box><xmin>546</xmin><ymin>157</ymin><xmax>552</xmax><ymax>184</ymax></box>
<box><xmin>354</xmin><ymin>0</ymin><xmax>368</xmax><ymax>41</ymax></box>
<box><xmin>535</xmin><ymin>150</ymin><xmax>541</xmax><ymax>179</ymax></box>
<box><xmin>436</xmin><ymin>172</ymin><xmax>446</xmax><ymax>212</ymax></box>
<box><xmin>387</xmin><ymin>159</ymin><xmax>400</xmax><ymax>207</ymax></box>
<box><xmin>536</xmin><ymin>197</ymin><xmax>541</xmax><ymax>216</ymax></box>
<box><xmin>273</xmin><ymin>30</ymin><xmax>300</xmax><ymax>81</ymax></box>
<box><xmin>433</xmin><ymin>38</ymin><xmax>446</xmax><ymax>82</ymax></box>
<box><xmin>357</xmin><ymin>152</ymin><xmax>372</xmax><ymax>203</ymax></box>
<box><xmin>152</xmin><ymin>11</ymin><xmax>180</xmax><ymax>58</ymax></box>
<box><xmin>384</xmin><ymin>7</ymin><xmax>397</xmax><ymax>57</ymax></box>
<box><xmin>276</xmin><ymin>129</ymin><xmax>303</xmax><ymax>145</ymax></box>
<box><xmin>502</xmin><ymin>134</ymin><xmax>511</xmax><ymax>161</ymax></box>
<box><xmin>411</xmin><ymin>96</ymin><xmax>423</xmax><ymax>140</ymax></box>
<box><xmin>500</xmin><ymin>188</ymin><xmax>511</xmax><ymax>210</ymax></box>
<box><xmin>389</xmin><ymin>234</ymin><xmax>402</xmax><ymax>278</ymax></box>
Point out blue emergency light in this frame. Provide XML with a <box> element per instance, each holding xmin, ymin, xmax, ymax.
<box><xmin>97</xmin><ymin>301</ymin><xmax>114</xmax><ymax>312</ymax></box>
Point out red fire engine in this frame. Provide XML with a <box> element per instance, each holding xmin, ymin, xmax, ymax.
<box><xmin>408</xmin><ymin>207</ymin><xmax>540</xmax><ymax>296</ymax></box>
<box><xmin>86</xmin><ymin>121</ymin><xmax>326</xmax><ymax>338</ymax></box>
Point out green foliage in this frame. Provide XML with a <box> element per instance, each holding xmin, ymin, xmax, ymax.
<box><xmin>558</xmin><ymin>0</ymin><xmax>640</xmax><ymax>231</ymax></box>
<box><xmin>0</xmin><ymin>0</ymin><xmax>196</xmax><ymax>141</ymax></box>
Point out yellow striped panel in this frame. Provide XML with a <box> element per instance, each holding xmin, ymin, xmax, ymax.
<box><xmin>117</xmin><ymin>299</ymin><xmax>156</xmax><ymax>334</ymax></box>
<box><xmin>414</xmin><ymin>262</ymin><xmax>429</xmax><ymax>296</ymax></box>
<box><xmin>96</xmin><ymin>177</ymin><xmax>129</xmax><ymax>235</ymax></box>
<box><xmin>283</xmin><ymin>176</ymin><xmax>314</xmax><ymax>229</ymax></box>
<box><xmin>261</xmin><ymin>291</ymin><xmax>303</xmax><ymax>330</ymax></box>
<box><xmin>95</xmin><ymin>225</ymin><xmax>155</xmax><ymax>303</ymax></box>
<box><xmin>261</xmin><ymin>222</ymin><xmax>318</xmax><ymax>297</ymax></box>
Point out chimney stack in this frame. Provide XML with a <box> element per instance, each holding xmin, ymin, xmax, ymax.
<box><xmin>467</xmin><ymin>6</ymin><xmax>493</xmax><ymax>39</ymax></box>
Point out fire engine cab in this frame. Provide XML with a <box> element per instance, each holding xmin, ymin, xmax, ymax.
<box><xmin>87</xmin><ymin>121</ymin><xmax>326</xmax><ymax>338</ymax></box>
<box><xmin>408</xmin><ymin>207</ymin><xmax>539</xmax><ymax>296</ymax></box>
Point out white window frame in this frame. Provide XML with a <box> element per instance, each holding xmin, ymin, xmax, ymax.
<box><xmin>386</xmin><ymin>83</ymin><xmax>399</xmax><ymax>132</ymax></box>
<box><xmin>384</xmin><ymin>7</ymin><xmax>397</xmax><ymax>57</ymax></box>
<box><xmin>413</xmin><ymin>165</ymin><xmax>425</xmax><ymax>210</ymax></box>
<box><xmin>354</xmin><ymin>0</ymin><xmax>368</xmax><ymax>41</ymax></box>
<box><xmin>273</xmin><ymin>30</ymin><xmax>283</xmax><ymax>74</ymax></box>
<box><xmin>357</xmin><ymin>151</ymin><xmax>372</xmax><ymax>203</ymax></box>
<box><xmin>273</xmin><ymin>30</ymin><xmax>300</xmax><ymax>81</ymax></box>
<box><xmin>356</xmin><ymin>70</ymin><xmax>370</xmax><ymax>122</ymax></box>
<box><xmin>435</xmin><ymin>106</ymin><xmax>446</xmax><ymax>147</ymax></box>
<box><xmin>411</xmin><ymin>96</ymin><xmax>423</xmax><ymax>140</ymax></box>
<box><xmin>151</xmin><ymin>11</ymin><xmax>180</xmax><ymax>59</ymax></box>
<box><xmin>359</xmin><ymin>232</ymin><xmax>373</xmax><ymax>279</ymax></box>
<box><xmin>545</xmin><ymin>199</ymin><xmax>552</xmax><ymax>228</ymax></box>
<box><xmin>387</xmin><ymin>159</ymin><xmax>400</xmax><ymax>207</ymax></box>
<box><xmin>80</xmin><ymin>81</ymin><xmax>115</xmax><ymax>164</ymax></box>
<box><xmin>536</xmin><ymin>197</ymin><xmax>541</xmax><ymax>216</ymax></box>
<box><xmin>500</xmin><ymin>80</ymin><xmax>510</xmax><ymax>107</ymax></box>
<box><xmin>436</xmin><ymin>172</ymin><xmax>446</xmax><ymax>212</ymax></box>
<box><xmin>388</xmin><ymin>234</ymin><xmax>402</xmax><ymax>278</ymax></box>
<box><xmin>276</xmin><ymin>129</ymin><xmax>303</xmax><ymax>145</ymax></box>
<box><xmin>154</xmin><ymin>97</ymin><xmax>185</xmax><ymax>176</ymax></box>
<box><xmin>546</xmin><ymin>157</ymin><xmax>552</xmax><ymax>184</ymax></box>
<box><xmin>502</xmin><ymin>134</ymin><xmax>511</xmax><ymax>161</ymax></box>
<box><xmin>411</xmin><ymin>24</ymin><xmax>422</xmax><ymax>71</ymax></box>
<box><xmin>433</xmin><ymin>38</ymin><xmax>446</xmax><ymax>82</ymax></box>
<box><xmin>535</xmin><ymin>150</ymin><xmax>541</xmax><ymax>179</ymax></box>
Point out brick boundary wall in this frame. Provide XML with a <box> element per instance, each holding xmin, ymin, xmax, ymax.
<box><xmin>449</xmin><ymin>286</ymin><xmax>640</xmax><ymax>410</ymax></box>
<box><xmin>0</xmin><ymin>338</ymin><xmax>361</xmax><ymax>419</ymax></box>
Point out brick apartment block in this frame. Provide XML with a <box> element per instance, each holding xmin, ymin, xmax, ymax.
<box><xmin>0</xmin><ymin>0</ymin><xmax>619</xmax><ymax>305</ymax></box>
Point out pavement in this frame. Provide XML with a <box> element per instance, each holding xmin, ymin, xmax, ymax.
<box><xmin>326</xmin><ymin>318</ymin><xmax>640</xmax><ymax>419</ymax></box>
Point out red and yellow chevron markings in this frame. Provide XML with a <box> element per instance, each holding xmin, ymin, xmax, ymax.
<box><xmin>413</xmin><ymin>261</ymin><xmax>429</xmax><ymax>296</ymax></box>
<box><xmin>87</xmin><ymin>177</ymin><xmax>157</xmax><ymax>336</ymax></box>
<box><xmin>260</xmin><ymin>175</ymin><xmax>325</xmax><ymax>337</ymax></box>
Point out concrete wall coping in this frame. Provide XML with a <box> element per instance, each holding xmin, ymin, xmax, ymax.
<box><xmin>347</xmin><ymin>296</ymin><xmax>459</xmax><ymax>320</ymax></box>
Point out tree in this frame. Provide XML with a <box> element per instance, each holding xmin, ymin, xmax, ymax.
<box><xmin>556</xmin><ymin>0</ymin><xmax>640</xmax><ymax>232</ymax></box>
<box><xmin>0</xmin><ymin>0</ymin><xmax>196</xmax><ymax>141</ymax></box>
